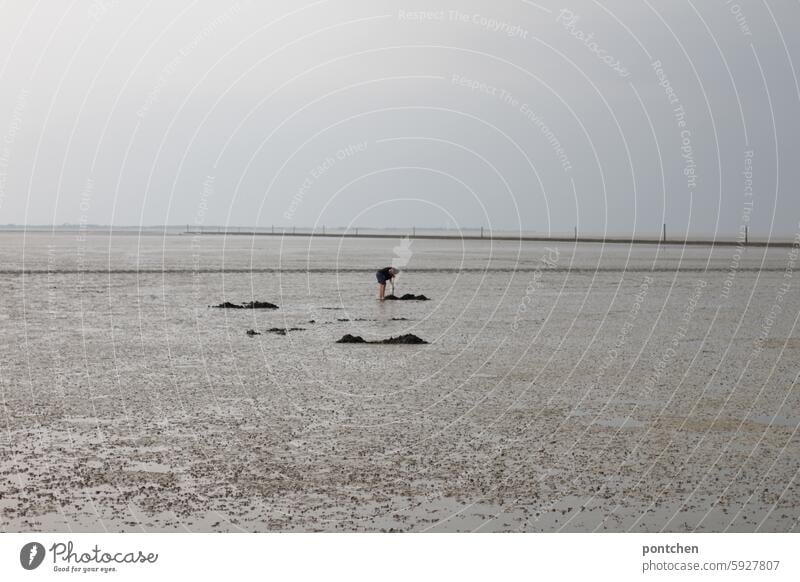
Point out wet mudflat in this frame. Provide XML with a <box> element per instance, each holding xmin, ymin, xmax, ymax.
<box><xmin>0</xmin><ymin>233</ymin><xmax>798</xmax><ymax>532</ymax></box>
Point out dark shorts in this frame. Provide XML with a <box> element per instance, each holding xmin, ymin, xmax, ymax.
<box><xmin>376</xmin><ymin>271</ymin><xmax>388</xmax><ymax>284</ymax></box>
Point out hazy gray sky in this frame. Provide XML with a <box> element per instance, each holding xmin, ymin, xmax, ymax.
<box><xmin>0</xmin><ymin>0</ymin><xmax>798</xmax><ymax>237</ymax></box>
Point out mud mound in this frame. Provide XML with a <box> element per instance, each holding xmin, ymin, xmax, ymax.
<box><xmin>384</xmin><ymin>294</ymin><xmax>429</xmax><ymax>301</ymax></box>
<box><xmin>337</xmin><ymin>334</ymin><xmax>367</xmax><ymax>343</ymax></box>
<box><xmin>212</xmin><ymin>300</ymin><xmax>278</xmax><ymax>309</ymax></box>
<box><xmin>267</xmin><ymin>327</ymin><xmax>306</xmax><ymax>335</ymax></box>
<box><xmin>381</xmin><ymin>334</ymin><xmax>428</xmax><ymax>344</ymax></box>
<box><xmin>336</xmin><ymin>333</ymin><xmax>428</xmax><ymax>345</ymax></box>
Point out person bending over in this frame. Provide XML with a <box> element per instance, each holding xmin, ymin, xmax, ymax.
<box><xmin>376</xmin><ymin>267</ymin><xmax>399</xmax><ymax>301</ymax></box>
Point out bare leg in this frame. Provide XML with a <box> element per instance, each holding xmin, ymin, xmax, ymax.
<box><xmin>379</xmin><ymin>283</ymin><xmax>386</xmax><ymax>301</ymax></box>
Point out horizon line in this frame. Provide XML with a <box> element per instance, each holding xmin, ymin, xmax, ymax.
<box><xmin>1</xmin><ymin>225</ymin><xmax>797</xmax><ymax>247</ymax></box>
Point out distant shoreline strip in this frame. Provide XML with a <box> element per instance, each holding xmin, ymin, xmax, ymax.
<box><xmin>0</xmin><ymin>267</ymin><xmax>788</xmax><ymax>275</ymax></box>
<box><xmin>0</xmin><ymin>230</ymin><xmax>794</xmax><ymax>248</ymax></box>
<box><xmin>181</xmin><ymin>231</ymin><xmax>795</xmax><ymax>248</ymax></box>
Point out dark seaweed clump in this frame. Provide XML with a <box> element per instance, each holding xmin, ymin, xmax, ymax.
<box><xmin>212</xmin><ymin>301</ymin><xmax>278</xmax><ymax>309</ymax></box>
<box><xmin>381</xmin><ymin>334</ymin><xmax>427</xmax><ymax>344</ymax></box>
<box><xmin>384</xmin><ymin>294</ymin><xmax>429</xmax><ymax>301</ymax></box>
<box><xmin>337</xmin><ymin>334</ymin><xmax>427</xmax><ymax>345</ymax></box>
<box><xmin>266</xmin><ymin>327</ymin><xmax>306</xmax><ymax>335</ymax></box>
<box><xmin>337</xmin><ymin>334</ymin><xmax>367</xmax><ymax>343</ymax></box>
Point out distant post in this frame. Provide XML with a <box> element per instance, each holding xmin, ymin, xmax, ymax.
<box><xmin>745</xmin><ymin>225</ymin><xmax>749</xmax><ymax>245</ymax></box>
<box><xmin>662</xmin><ymin>223</ymin><xmax>666</xmax><ymax>243</ymax></box>
<box><xmin>481</xmin><ymin>226</ymin><xmax>484</xmax><ymax>239</ymax></box>
<box><xmin>574</xmin><ymin>226</ymin><xmax>578</xmax><ymax>241</ymax></box>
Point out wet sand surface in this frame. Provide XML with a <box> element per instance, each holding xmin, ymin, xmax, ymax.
<box><xmin>1</xmin><ymin>232</ymin><xmax>798</xmax><ymax>532</ymax></box>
